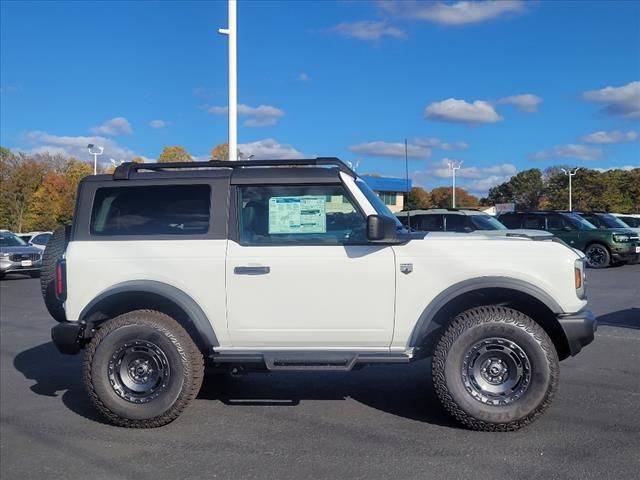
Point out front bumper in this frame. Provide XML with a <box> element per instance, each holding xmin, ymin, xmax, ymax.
<box><xmin>557</xmin><ymin>309</ymin><xmax>597</xmax><ymax>356</ymax></box>
<box><xmin>51</xmin><ymin>322</ymin><xmax>85</xmax><ymax>355</ymax></box>
<box><xmin>611</xmin><ymin>242</ymin><xmax>640</xmax><ymax>262</ymax></box>
<box><xmin>0</xmin><ymin>258</ymin><xmax>42</xmax><ymax>274</ymax></box>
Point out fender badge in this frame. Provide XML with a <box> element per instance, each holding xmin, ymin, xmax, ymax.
<box><xmin>400</xmin><ymin>263</ymin><xmax>413</xmax><ymax>274</ymax></box>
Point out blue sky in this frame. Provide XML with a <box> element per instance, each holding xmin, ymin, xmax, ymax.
<box><xmin>1</xmin><ymin>0</ymin><xmax>639</xmax><ymax>196</ymax></box>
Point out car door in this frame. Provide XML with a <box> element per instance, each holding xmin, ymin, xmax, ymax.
<box><xmin>545</xmin><ymin>214</ymin><xmax>583</xmax><ymax>248</ymax></box>
<box><xmin>225</xmin><ymin>182</ymin><xmax>396</xmax><ymax>349</ymax></box>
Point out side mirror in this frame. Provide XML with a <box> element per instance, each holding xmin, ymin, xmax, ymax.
<box><xmin>367</xmin><ymin>215</ymin><xmax>397</xmax><ymax>242</ymax></box>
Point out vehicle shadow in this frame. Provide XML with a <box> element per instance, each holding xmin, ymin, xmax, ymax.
<box><xmin>198</xmin><ymin>359</ymin><xmax>459</xmax><ymax>428</ymax></box>
<box><xmin>15</xmin><ymin>342</ymin><xmax>458</xmax><ymax>428</ymax></box>
<box><xmin>597</xmin><ymin>308</ymin><xmax>640</xmax><ymax>330</ymax></box>
<box><xmin>13</xmin><ymin>342</ymin><xmax>108</xmax><ymax>424</ymax></box>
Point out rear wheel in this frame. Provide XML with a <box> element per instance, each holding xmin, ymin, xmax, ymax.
<box><xmin>40</xmin><ymin>226</ymin><xmax>70</xmax><ymax>321</ymax></box>
<box><xmin>432</xmin><ymin>306</ymin><xmax>559</xmax><ymax>431</ymax></box>
<box><xmin>584</xmin><ymin>243</ymin><xmax>610</xmax><ymax>268</ymax></box>
<box><xmin>83</xmin><ymin>310</ymin><xmax>204</xmax><ymax>428</ymax></box>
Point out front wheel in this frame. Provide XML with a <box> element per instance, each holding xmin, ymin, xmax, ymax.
<box><xmin>83</xmin><ymin>310</ymin><xmax>204</xmax><ymax>428</ymax></box>
<box><xmin>432</xmin><ymin>306</ymin><xmax>559</xmax><ymax>431</ymax></box>
<box><xmin>584</xmin><ymin>243</ymin><xmax>611</xmax><ymax>268</ymax></box>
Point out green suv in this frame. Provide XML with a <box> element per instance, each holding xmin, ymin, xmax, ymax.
<box><xmin>499</xmin><ymin>211</ymin><xmax>640</xmax><ymax>268</ymax></box>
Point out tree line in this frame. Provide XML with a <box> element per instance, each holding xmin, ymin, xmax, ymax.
<box><xmin>406</xmin><ymin>167</ymin><xmax>639</xmax><ymax>213</ymax></box>
<box><xmin>2</xmin><ymin>144</ymin><xmax>638</xmax><ymax>232</ymax></box>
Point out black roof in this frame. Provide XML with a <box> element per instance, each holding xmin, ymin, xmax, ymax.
<box><xmin>111</xmin><ymin>157</ymin><xmax>355</xmax><ymax>181</ymax></box>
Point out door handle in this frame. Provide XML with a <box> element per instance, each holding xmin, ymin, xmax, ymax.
<box><xmin>234</xmin><ymin>266</ymin><xmax>271</xmax><ymax>275</ymax></box>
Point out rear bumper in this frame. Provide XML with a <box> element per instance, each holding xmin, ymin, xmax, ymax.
<box><xmin>557</xmin><ymin>309</ymin><xmax>597</xmax><ymax>356</ymax></box>
<box><xmin>51</xmin><ymin>322</ymin><xmax>84</xmax><ymax>355</ymax></box>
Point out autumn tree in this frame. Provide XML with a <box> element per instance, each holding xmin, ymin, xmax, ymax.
<box><xmin>130</xmin><ymin>156</ymin><xmax>145</xmax><ymax>164</ymax></box>
<box><xmin>0</xmin><ymin>150</ymin><xmax>48</xmax><ymax>231</ymax></box>
<box><xmin>158</xmin><ymin>146</ymin><xmax>192</xmax><ymax>163</ymax></box>
<box><xmin>210</xmin><ymin>142</ymin><xmax>244</xmax><ymax>160</ymax></box>
<box><xmin>430</xmin><ymin>186</ymin><xmax>479</xmax><ymax>208</ymax></box>
<box><xmin>405</xmin><ymin>187</ymin><xmax>431</xmax><ymax>210</ymax></box>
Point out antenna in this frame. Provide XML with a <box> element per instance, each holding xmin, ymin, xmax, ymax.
<box><xmin>405</xmin><ymin>139</ymin><xmax>411</xmax><ymax>230</ymax></box>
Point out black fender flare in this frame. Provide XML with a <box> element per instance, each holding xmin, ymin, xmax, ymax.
<box><xmin>78</xmin><ymin>280</ymin><xmax>219</xmax><ymax>348</ymax></box>
<box><xmin>408</xmin><ymin>276</ymin><xmax>563</xmax><ymax>348</ymax></box>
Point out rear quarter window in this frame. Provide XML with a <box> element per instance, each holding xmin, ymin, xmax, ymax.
<box><xmin>90</xmin><ymin>184</ymin><xmax>211</xmax><ymax>236</ymax></box>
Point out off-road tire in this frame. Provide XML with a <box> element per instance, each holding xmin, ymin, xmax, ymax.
<box><xmin>83</xmin><ymin>310</ymin><xmax>204</xmax><ymax>428</ymax></box>
<box><xmin>432</xmin><ymin>306</ymin><xmax>559</xmax><ymax>432</ymax></box>
<box><xmin>40</xmin><ymin>226</ymin><xmax>70</xmax><ymax>322</ymax></box>
<box><xmin>584</xmin><ymin>243</ymin><xmax>611</xmax><ymax>269</ymax></box>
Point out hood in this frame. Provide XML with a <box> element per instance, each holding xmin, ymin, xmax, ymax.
<box><xmin>0</xmin><ymin>245</ymin><xmax>42</xmax><ymax>255</ymax></box>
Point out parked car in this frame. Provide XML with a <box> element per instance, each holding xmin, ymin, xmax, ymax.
<box><xmin>397</xmin><ymin>209</ymin><xmax>553</xmax><ymax>238</ymax></box>
<box><xmin>610</xmin><ymin>213</ymin><xmax>640</xmax><ymax>234</ymax></box>
<box><xmin>573</xmin><ymin>212</ymin><xmax>640</xmax><ymax>265</ymax></box>
<box><xmin>0</xmin><ymin>231</ymin><xmax>43</xmax><ymax>279</ymax></box>
<box><xmin>499</xmin><ymin>211</ymin><xmax>640</xmax><ymax>268</ymax></box>
<box><xmin>17</xmin><ymin>231</ymin><xmax>53</xmax><ymax>251</ymax></box>
<box><xmin>46</xmin><ymin>158</ymin><xmax>595</xmax><ymax>431</ymax></box>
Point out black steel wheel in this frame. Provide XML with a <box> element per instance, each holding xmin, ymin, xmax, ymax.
<box><xmin>83</xmin><ymin>310</ymin><xmax>204</xmax><ymax>428</ymax></box>
<box><xmin>585</xmin><ymin>243</ymin><xmax>610</xmax><ymax>268</ymax></box>
<box><xmin>432</xmin><ymin>306</ymin><xmax>559</xmax><ymax>431</ymax></box>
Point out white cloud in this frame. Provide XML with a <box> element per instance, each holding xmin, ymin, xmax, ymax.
<box><xmin>425</xmin><ymin>98</ymin><xmax>502</xmax><ymax>124</ymax></box>
<box><xmin>379</xmin><ymin>0</ymin><xmax>525</xmax><ymax>26</ymax></box>
<box><xmin>332</xmin><ymin>21</ymin><xmax>406</xmax><ymax>41</ymax></box>
<box><xmin>428</xmin><ymin>158</ymin><xmax>517</xmax><ymax>179</ymax></box>
<box><xmin>583</xmin><ymin>81</ymin><xmax>640</xmax><ymax>119</ymax></box>
<box><xmin>23</xmin><ymin>131</ymin><xmax>144</xmax><ymax>163</ymax></box>
<box><xmin>594</xmin><ymin>165</ymin><xmax>639</xmax><ymax>172</ymax></box>
<box><xmin>238</xmin><ymin>139</ymin><xmax>304</xmax><ymax>159</ymax></box>
<box><xmin>149</xmin><ymin>119</ymin><xmax>168</xmax><ymax>129</ymax></box>
<box><xmin>89</xmin><ymin>117</ymin><xmax>133</xmax><ymax>136</ymax></box>
<box><xmin>581</xmin><ymin>130</ymin><xmax>638</xmax><ymax>144</ymax></box>
<box><xmin>414</xmin><ymin>137</ymin><xmax>469</xmax><ymax>150</ymax></box>
<box><xmin>495</xmin><ymin>94</ymin><xmax>542</xmax><ymax>112</ymax></box>
<box><xmin>530</xmin><ymin>144</ymin><xmax>603</xmax><ymax>161</ymax></box>
<box><xmin>347</xmin><ymin>141</ymin><xmax>431</xmax><ymax>159</ymax></box>
<box><xmin>208</xmin><ymin>104</ymin><xmax>285</xmax><ymax>127</ymax></box>
<box><xmin>299</xmin><ymin>73</ymin><xmax>309</xmax><ymax>81</ymax></box>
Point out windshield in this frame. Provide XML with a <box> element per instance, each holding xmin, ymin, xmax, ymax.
<box><xmin>470</xmin><ymin>215</ymin><xmax>507</xmax><ymax>230</ymax></box>
<box><xmin>565</xmin><ymin>214</ymin><xmax>597</xmax><ymax>230</ymax></box>
<box><xmin>0</xmin><ymin>232</ymin><xmax>28</xmax><ymax>247</ymax></box>
<box><xmin>599</xmin><ymin>214</ymin><xmax>631</xmax><ymax>229</ymax></box>
<box><xmin>355</xmin><ymin>178</ymin><xmax>405</xmax><ymax>230</ymax></box>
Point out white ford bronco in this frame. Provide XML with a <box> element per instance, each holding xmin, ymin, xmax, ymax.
<box><xmin>44</xmin><ymin>158</ymin><xmax>596</xmax><ymax>430</ymax></box>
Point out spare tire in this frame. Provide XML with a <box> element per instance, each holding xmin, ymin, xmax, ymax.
<box><xmin>40</xmin><ymin>226</ymin><xmax>71</xmax><ymax>322</ymax></box>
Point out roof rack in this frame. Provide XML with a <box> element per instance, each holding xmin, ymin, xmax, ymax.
<box><xmin>112</xmin><ymin>157</ymin><xmax>355</xmax><ymax>180</ymax></box>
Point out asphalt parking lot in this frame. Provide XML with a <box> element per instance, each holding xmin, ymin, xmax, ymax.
<box><xmin>1</xmin><ymin>266</ymin><xmax>639</xmax><ymax>480</ymax></box>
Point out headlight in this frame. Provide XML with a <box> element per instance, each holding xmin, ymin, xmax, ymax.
<box><xmin>613</xmin><ymin>234</ymin><xmax>630</xmax><ymax>242</ymax></box>
<box><xmin>574</xmin><ymin>258</ymin><xmax>587</xmax><ymax>299</ymax></box>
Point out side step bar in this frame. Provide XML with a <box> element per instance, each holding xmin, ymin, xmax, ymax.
<box><xmin>210</xmin><ymin>350</ymin><xmax>413</xmax><ymax>372</ymax></box>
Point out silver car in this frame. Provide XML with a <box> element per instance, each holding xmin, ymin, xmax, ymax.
<box><xmin>0</xmin><ymin>231</ymin><xmax>43</xmax><ymax>279</ymax></box>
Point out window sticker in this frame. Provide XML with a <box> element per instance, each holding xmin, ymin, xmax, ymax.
<box><xmin>268</xmin><ymin>196</ymin><xmax>326</xmax><ymax>234</ymax></box>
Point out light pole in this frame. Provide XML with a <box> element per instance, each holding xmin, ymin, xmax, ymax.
<box><xmin>218</xmin><ymin>0</ymin><xmax>237</xmax><ymax>161</ymax></box>
<box><xmin>447</xmin><ymin>160</ymin><xmax>463</xmax><ymax>208</ymax></box>
<box><xmin>87</xmin><ymin>144</ymin><xmax>104</xmax><ymax>175</ymax></box>
<box><xmin>561</xmin><ymin>167</ymin><xmax>580</xmax><ymax>211</ymax></box>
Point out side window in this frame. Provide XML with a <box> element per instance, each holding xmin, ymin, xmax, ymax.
<box><xmin>31</xmin><ymin>233</ymin><xmax>52</xmax><ymax>245</ymax></box>
<box><xmin>546</xmin><ymin>215</ymin><xmax>565</xmax><ymax>230</ymax></box>
<box><xmin>444</xmin><ymin>214</ymin><xmax>469</xmax><ymax>232</ymax></box>
<box><xmin>582</xmin><ymin>214</ymin><xmax>601</xmax><ymax>227</ymax></box>
<box><xmin>500</xmin><ymin>214</ymin><xmax>522</xmax><ymax>229</ymax></box>
<box><xmin>91</xmin><ymin>184</ymin><xmax>211</xmax><ymax>236</ymax></box>
<box><xmin>238</xmin><ymin>184</ymin><xmax>367</xmax><ymax>245</ymax></box>
<box><xmin>523</xmin><ymin>215</ymin><xmax>545</xmax><ymax>230</ymax></box>
<box><xmin>415</xmin><ymin>214</ymin><xmax>443</xmax><ymax>232</ymax></box>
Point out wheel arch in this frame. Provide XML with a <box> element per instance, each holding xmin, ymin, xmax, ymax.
<box><xmin>78</xmin><ymin>280</ymin><xmax>218</xmax><ymax>353</ymax></box>
<box><xmin>409</xmin><ymin>277</ymin><xmax>572</xmax><ymax>360</ymax></box>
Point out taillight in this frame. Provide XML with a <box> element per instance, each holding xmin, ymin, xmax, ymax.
<box><xmin>55</xmin><ymin>260</ymin><xmax>67</xmax><ymax>301</ymax></box>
